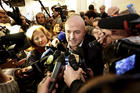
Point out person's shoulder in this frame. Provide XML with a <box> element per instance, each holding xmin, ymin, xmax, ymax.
<box><xmin>84</xmin><ymin>34</ymin><xmax>96</xmax><ymax>41</ymax></box>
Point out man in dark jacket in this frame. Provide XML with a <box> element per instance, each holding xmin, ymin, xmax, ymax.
<box><xmin>99</xmin><ymin>5</ymin><xmax>108</xmax><ymax>18</ymax></box>
<box><xmin>37</xmin><ymin>14</ymin><xmax>104</xmax><ymax>93</ymax></box>
<box><xmin>65</xmin><ymin>14</ymin><xmax>104</xmax><ymax>77</ymax></box>
<box><xmin>63</xmin><ymin>15</ymin><xmax>104</xmax><ymax>93</ymax></box>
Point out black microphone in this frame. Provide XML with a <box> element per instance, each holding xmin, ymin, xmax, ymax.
<box><xmin>57</xmin><ymin>43</ymin><xmax>67</xmax><ymax>52</ymax></box>
<box><xmin>68</xmin><ymin>54</ymin><xmax>79</xmax><ymax>71</ymax></box>
<box><xmin>98</xmin><ymin>14</ymin><xmax>139</xmax><ymax>29</ymax></box>
<box><xmin>49</xmin><ymin>53</ymin><xmax>65</xmax><ymax>93</ymax></box>
<box><xmin>41</xmin><ymin>50</ymin><xmax>61</xmax><ymax>64</ymax></box>
<box><xmin>41</xmin><ymin>50</ymin><xmax>61</xmax><ymax>71</ymax></box>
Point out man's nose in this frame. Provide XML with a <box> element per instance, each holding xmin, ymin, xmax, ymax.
<box><xmin>70</xmin><ymin>33</ymin><xmax>74</xmax><ymax>39</ymax></box>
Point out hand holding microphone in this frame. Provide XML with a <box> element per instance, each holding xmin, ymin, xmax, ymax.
<box><xmin>49</xmin><ymin>53</ymin><xmax>65</xmax><ymax>93</ymax></box>
<box><xmin>64</xmin><ymin>65</ymin><xmax>84</xmax><ymax>87</ymax></box>
<box><xmin>37</xmin><ymin>76</ymin><xmax>58</xmax><ymax>93</ymax></box>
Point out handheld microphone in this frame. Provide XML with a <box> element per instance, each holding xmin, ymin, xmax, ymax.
<box><xmin>41</xmin><ymin>48</ymin><xmax>54</xmax><ymax>59</ymax></box>
<box><xmin>46</xmin><ymin>50</ymin><xmax>61</xmax><ymax>71</ymax></box>
<box><xmin>57</xmin><ymin>31</ymin><xmax>66</xmax><ymax>42</ymax></box>
<box><xmin>49</xmin><ymin>53</ymin><xmax>65</xmax><ymax>93</ymax></box>
<box><xmin>68</xmin><ymin>54</ymin><xmax>79</xmax><ymax>71</ymax></box>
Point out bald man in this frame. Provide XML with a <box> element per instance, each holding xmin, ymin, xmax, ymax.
<box><xmin>36</xmin><ymin>15</ymin><xmax>104</xmax><ymax>93</ymax></box>
<box><xmin>65</xmin><ymin>15</ymin><xmax>104</xmax><ymax>76</ymax></box>
<box><xmin>63</xmin><ymin>15</ymin><xmax>104</xmax><ymax>93</ymax></box>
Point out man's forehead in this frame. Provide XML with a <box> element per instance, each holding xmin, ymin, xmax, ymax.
<box><xmin>65</xmin><ymin>23</ymin><xmax>82</xmax><ymax>31</ymax></box>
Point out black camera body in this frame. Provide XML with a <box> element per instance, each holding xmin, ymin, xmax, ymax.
<box><xmin>55</xmin><ymin>5</ymin><xmax>68</xmax><ymax>22</ymax></box>
<box><xmin>0</xmin><ymin>26</ymin><xmax>27</xmax><ymax>65</ymax></box>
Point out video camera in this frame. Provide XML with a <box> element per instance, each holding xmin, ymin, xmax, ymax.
<box><xmin>108</xmin><ymin>36</ymin><xmax>140</xmax><ymax>75</ymax></box>
<box><xmin>55</xmin><ymin>5</ymin><xmax>68</xmax><ymax>22</ymax></box>
<box><xmin>98</xmin><ymin>13</ymin><xmax>140</xmax><ymax>75</ymax></box>
<box><xmin>98</xmin><ymin>14</ymin><xmax>140</xmax><ymax>35</ymax></box>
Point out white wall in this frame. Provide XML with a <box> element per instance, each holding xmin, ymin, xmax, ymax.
<box><xmin>1</xmin><ymin>0</ymin><xmax>139</xmax><ymax>21</ymax></box>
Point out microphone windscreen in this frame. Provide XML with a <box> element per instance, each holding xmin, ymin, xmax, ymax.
<box><xmin>57</xmin><ymin>31</ymin><xmax>66</xmax><ymax>42</ymax></box>
<box><xmin>57</xmin><ymin>43</ymin><xmax>66</xmax><ymax>52</ymax></box>
<box><xmin>68</xmin><ymin>54</ymin><xmax>79</xmax><ymax>71</ymax></box>
<box><xmin>98</xmin><ymin>14</ymin><xmax>139</xmax><ymax>29</ymax></box>
<box><xmin>53</xmin><ymin>50</ymin><xmax>61</xmax><ymax>59</ymax></box>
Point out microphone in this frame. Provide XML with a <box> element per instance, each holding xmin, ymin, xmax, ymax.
<box><xmin>57</xmin><ymin>31</ymin><xmax>66</xmax><ymax>42</ymax></box>
<box><xmin>57</xmin><ymin>43</ymin><xmax>67</xmax><ymax>52</ymax></box>
<box><xmin>49</xmin><ymin>53</ymin><xmax>65</xmax><ymax>93</ymax></box>
<box><xmin>41</xmin><ymin>48</ymin><xmax>54</xmax><ymax>59</ymax></box>
<box><xmin>41</xmin><ymin>50</ymin><xmax>61</xmax><ymax>71</ymax></box>
<box><xmin>68</xmin><ymin>54</ymin><xmax>79</xmax><ymax>71</ymax></box>
<box><xmin>98</xmin><ymin>14</ymin><xmax>139</xmax><ymax>29</ymax></box>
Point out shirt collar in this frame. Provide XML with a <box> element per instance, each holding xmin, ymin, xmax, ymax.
<box><xmin>67</xmin><ymin>40</ymin><xmax>84</xmax><ymax>52</ymax></box>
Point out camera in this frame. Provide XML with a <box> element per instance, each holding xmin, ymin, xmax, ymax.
<box><xmin>0</xmin><ymin>26</ymin><xmax>27</xmax><ymax>65</ymax></box>
<box><xmin>108</xmin><ymin>37</ymin><xmax>140</xmax><ymax>75</ymax></box>
<box><xmin>55</xmin><ymin>5</ymin><xmax>68</xmax><ymax>22</ymax></box>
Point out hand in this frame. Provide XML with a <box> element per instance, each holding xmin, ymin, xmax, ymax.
<box><xmin>0</xmin><ymin>68</ymin><xmax>11</xmax><ymax>83</ymax></box>
<box><xmin>15</xmin><ymin>66</ymin><xmax>32</xmax><ymax>78</ymax></box>
<box><xmin>37</xmin><ymin>76</ymin><xmax>58</xmax><ymax>93</ymax></box>
<box><xmin>63</xmin><ymin>65</ymin><xmax>83</xmax><ymax>87</ymax></box>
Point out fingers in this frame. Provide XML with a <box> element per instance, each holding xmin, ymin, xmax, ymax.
<box><xmin>78</xmin><ymin>68</ymin><xmax>86</xmax><ymax>75</ymax></box>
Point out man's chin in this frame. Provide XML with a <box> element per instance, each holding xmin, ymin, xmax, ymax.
<box><xmin>69</xmin><ymin>44</ymin><xmax>77</xmax><ymax>49</ymax></box>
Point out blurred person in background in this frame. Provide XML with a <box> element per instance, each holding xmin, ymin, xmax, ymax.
<box><xmin>99</xmin><ymin>5</ymin><xmax>108</xmax><ymax>18</ymax></box>
<box><xmin>107</xmin><ymin>7</ymin><xmax>120</xmax><ymax>17</ymax></box>
<box><xmin>51</xmin><ymin>5</ymin><xmax>62</xmax><ymax>25</ymax></box>
<box><xmin>36</xmin><ymin>12</ymin><xmax>52</xmax><ymax>31</ymax></box>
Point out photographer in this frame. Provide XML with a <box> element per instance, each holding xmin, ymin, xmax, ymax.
<box><xmin>35</xmin><ymin>12</ymin><xmax>52</xmax><ymax>31</ymax></box>
<box><xmin>51</xmin><ymin>5</ymin><xmax>62</xmax><ymax>25</ymax></box>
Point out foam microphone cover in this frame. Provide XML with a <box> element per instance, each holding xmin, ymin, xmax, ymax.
<box><xmin>57</xmin><ymin>31</ymin><xmax>66</xmax><ymax>42</ymax></box>
<box><xmin>98</xmin><ymin>14</ymin><xmax>139</xmax><ymax>29</ymax></box>
<box><xmin>53</xmin><ymin>49</ymin><xmax>61</xmax><ymax>57</ymax></box>
<box><xmin>68</xmin><ymin>54</ymin><xmax>79</xmax><ymax>71</ymax></box>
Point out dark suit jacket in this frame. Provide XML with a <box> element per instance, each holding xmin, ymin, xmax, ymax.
<box><xmin>73</xmin><ymin>34</ymin><xmax>104</xmax><ymax>77</ymax></box>
<box><xmin>69</xmin><ymin>34</ymin><xmax>104</xmax><ymax>93</ymax></box>
<box><xmin>99</xmin><ymin>12</ymin><xmax>109</xmax><ymax>18</ymax></box>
